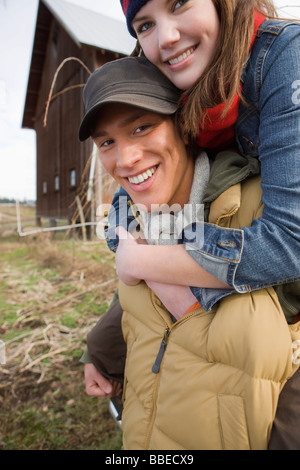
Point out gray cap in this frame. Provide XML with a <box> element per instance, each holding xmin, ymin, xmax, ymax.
<box><xmin>79</xmin><ymin>57</ymin><xmax>180</xmax><ymax>141</ymax></box>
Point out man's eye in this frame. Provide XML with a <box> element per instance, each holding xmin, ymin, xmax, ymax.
<box><xmin>99</xmin><ymin>139</ymin><xmax>114</xmax><ymax>148</ymax></box>
<box><xmin>135</xmin><ymin>125</ymin><xmax>150</xmax><ymax>134</ymax></box>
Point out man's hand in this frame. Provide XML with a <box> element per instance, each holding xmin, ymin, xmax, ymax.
<box><xmin>84</xmin><ymin>363</ymin><xmax>122</xmax><ymax>397</ymax></box>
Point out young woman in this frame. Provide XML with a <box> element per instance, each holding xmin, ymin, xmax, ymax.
<box><xmin>112</xmin><ymin>0</ymin><xmax>300</xmax><ymax>316</ymax></box>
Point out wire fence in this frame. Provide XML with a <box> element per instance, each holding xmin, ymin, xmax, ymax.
<box><xmin>0</xmin><ymin>201</ymin><xmax>107</xmax><ymax>240</ymax></box>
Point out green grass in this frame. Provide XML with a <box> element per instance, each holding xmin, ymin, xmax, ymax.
<box><xmin>2</xmin><ymin>385</ymin><xmax>122</xmax><ymax>450</ymax></box>
<box><xmin>0</xmin><ymin>235</ymin><xmax>121</xmax><ymax>450</ymax></box>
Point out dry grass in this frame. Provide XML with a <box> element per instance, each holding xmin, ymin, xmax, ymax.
<box><xmin>0</xmin><ymin>227</ymin><xmax>122</xmax><ymax>450</ymax></box>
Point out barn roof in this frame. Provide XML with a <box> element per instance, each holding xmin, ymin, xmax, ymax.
<box><xmin>22</xmin><ymin>0</ymin><xmax>136</xmax><ymax>129</ymax></box>
<box><xmin>42</xmin><ymin>0</ymin><xmax>135</xmax><ymax>55</ymax></box>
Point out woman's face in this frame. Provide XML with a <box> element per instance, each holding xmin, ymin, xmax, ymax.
<box><xmin>132</xmin><ymin>0</ymin><xmax>220</xmax><ymax>91</ymax></box>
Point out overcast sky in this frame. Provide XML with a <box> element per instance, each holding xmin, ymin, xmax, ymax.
<box><xmin>0</xmin><ymin>0</ymin><xmax>299</xmax><ymax>200</ymax></box>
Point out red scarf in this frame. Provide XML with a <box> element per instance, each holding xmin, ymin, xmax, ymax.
<box><xmin>196</xmin><ymin>11</ymin><xmax>266</xmax><ymax>149</ymax></box>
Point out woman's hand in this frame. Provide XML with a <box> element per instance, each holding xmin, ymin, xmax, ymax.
<box><xmin>115</xmin><ymin>226</ymin><xmax>142</xmax><ymax>286</ymax></box>
<box><xmin>115</xmin><ymin>226</ymin><xmax>230</xmax><ymax>289</ymax></box>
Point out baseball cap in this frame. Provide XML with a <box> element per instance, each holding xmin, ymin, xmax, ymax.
<box><xmin>79</xmin><ymin>57</ymin><xmax>180</xmax><ymax>142</ymax></box>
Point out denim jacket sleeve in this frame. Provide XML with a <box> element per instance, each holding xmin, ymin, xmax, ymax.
<box><xmin>189</xmin><ymin>21</ymin><xmax>300</xmax><ymax>310</ymax></box>
<box><xmin>105</xmin><ymin>186</ymin><xmax>136</xmax><ymax>253</ymax></box>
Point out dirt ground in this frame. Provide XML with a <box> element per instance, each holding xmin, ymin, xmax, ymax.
<box><xmin>0</xmin><ymin>211</ymin><xmax>122</xmax><ymax>450</ymax></box>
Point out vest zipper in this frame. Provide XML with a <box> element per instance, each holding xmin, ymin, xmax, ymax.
<box><xmin>145</xmin><ymin>309</ymin><xmax>203</xmax><ymax>449</ymax></box>
<box><xmin>151</xmin><ymin>310</ymin><xmax>201</xmax><ymax>375</ymax></box>
<box><xmin>152</xmin><ymin>327</ymin><xmax>170</xmax><ymax>374</ymax></box>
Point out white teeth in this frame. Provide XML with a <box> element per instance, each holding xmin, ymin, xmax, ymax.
<box><xmin>168</xmin><ymin>47</ymin><xmax>195</xmax><ymax>65</ymax></box>
<box><xmin>128</xmin><ymin>166</ymin><xmax>157</xmax><ymax>185</ymax></box>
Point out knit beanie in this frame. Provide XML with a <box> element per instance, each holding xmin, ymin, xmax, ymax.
<box><xmin>120</xmin><ymin>0</ymin><xmax>152</xmax><ymax>37</ymax></box>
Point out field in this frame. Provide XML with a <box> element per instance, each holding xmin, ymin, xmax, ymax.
<box><xmin>0</xmin><ymin>204</ymin><xmax>122</xmax><ymax>450</ymax></box>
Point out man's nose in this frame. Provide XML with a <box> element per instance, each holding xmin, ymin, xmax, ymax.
<box><xmin>158</xmin><ymin>19</ymin><xmax>180</xmax><ymax>50</ymax></box>
<box><xmin>116</xmin><ymin>143</ymin><xmax>143</xmax><ymax>168</ymax></box>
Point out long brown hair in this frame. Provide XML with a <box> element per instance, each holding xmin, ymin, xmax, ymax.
<box><xmin>132</xmin><ymin>0</ymin><xmax>279</xmax><ymax>138</ymax></box>
<box><xmin>181</xmin><ymin>0</ymin><xmax>279</xmax><ymax>138</ymax></box>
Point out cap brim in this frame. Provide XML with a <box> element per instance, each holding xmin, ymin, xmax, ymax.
<box><xmin>78</xmin><ymin>93</ymin><xmax>178</xmax><ymax>142</ymax></box>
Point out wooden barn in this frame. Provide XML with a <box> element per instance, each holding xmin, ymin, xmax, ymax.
<box><xmin>22</xmin><ymin>0</ymin><xmax>135</xmax><ymax>229</ymax></box>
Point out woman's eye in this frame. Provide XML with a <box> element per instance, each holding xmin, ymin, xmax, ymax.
<box><xmin>174</xmin><ymin>0</ymin><xmax>188</xmax><ymax>11</ymax></box>
<box><xmin>136</xmin><ymin>21</ymin><xmax>154</xmax><ymax>34</ymax></box>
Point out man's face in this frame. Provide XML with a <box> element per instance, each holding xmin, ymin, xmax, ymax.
<box><xmin>93</xmin><ymin>103</ymin><xmax>194</xmax><ymax>211</ymax></box>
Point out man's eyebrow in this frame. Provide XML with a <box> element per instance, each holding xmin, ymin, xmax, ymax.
<box><xmin>92</xmin><ymin>110</ymin><xmax>150</xmax><ymax>138</ymax></box>
<box><xmin>92</xmin><ymin>129</ymin><xmax>108</xmax><ymax>139</ymax></box>
<box><xmin>119</xmin><ymin>110</ymin><xmax>150</xmax><ymax>127</ymax></box>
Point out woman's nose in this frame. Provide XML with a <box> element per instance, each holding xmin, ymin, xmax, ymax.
<box><xmin>158</xmin><ymin>20</ymin><xmax>180</xmax><ymax>50</ymax></box>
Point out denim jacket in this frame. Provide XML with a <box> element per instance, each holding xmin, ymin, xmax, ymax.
<box><xmin>105</xmin><ymin>20</ymin><xmax>300</xmax><ymax>311</ymax></box>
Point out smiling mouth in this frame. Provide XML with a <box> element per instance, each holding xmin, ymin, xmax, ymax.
<box><xmin>128</xmin><ymin>166</ymin><xmax>157</xmax><ymax>185</ymax></box>
<box><xmin>167</xmin><ymin>46</ymin><xmax>197</xmax><ymax>66</ymax></box>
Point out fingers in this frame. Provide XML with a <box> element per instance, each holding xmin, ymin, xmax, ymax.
<box><xmin>84</xmin><ymin>364</ymin><xmax>123</xmax><ymax>398</ymax></box>
<box><xmin>84</xmin><ymin>363</ymin><xmax>112</xmax><ymax>397</ymax></box>
<box><xmin>86</xmin><ymin>381</ymin><xmax>108</xmax><ymax>397</ymax></box>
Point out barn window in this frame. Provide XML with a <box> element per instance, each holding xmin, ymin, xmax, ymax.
<box><xmin>70</xmin><ymin>169</ymin><xmax>76</xmax><ymax>188</ymax></box>
<box><xmin>54</xmin><ymin>176</ymin><xmax>60</xmax><ymax>191</ymax></box>
<box><xmin>43</xmin><ymin>181</ymin><xmax>47</xmax><ymax>194</ymax></box>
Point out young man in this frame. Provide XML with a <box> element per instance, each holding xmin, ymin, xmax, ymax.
<box><xmin>79</xmin><ymin>57</ymin><xmax>300</xmax><ymax>450</ymax></box>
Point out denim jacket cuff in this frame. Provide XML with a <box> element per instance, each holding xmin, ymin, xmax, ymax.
<box><xmin>184</xmin><ymin>223</ymin><xmax>247</xmax><ymax>310</ymax></box>
<box><xmin>190</xmin><ymin>286</ymin><xmax>234</xmax><ymax>312</ymax></box>
<box><xmin>184</xmin><ymin>223</ymin><xmax>244</xmax><ymax>282</ymax></box>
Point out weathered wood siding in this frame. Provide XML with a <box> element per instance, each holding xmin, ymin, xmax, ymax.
<box><xmin>31</xmin><ymin>4</ymin><xmax>118</xmax><ymax>221</ymax></box>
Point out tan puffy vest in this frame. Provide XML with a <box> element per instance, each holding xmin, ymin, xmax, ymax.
<box><xmin>119</xmin><ymin>175</ymin><xmax>300</xmax><ymax>450</ymax></box>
